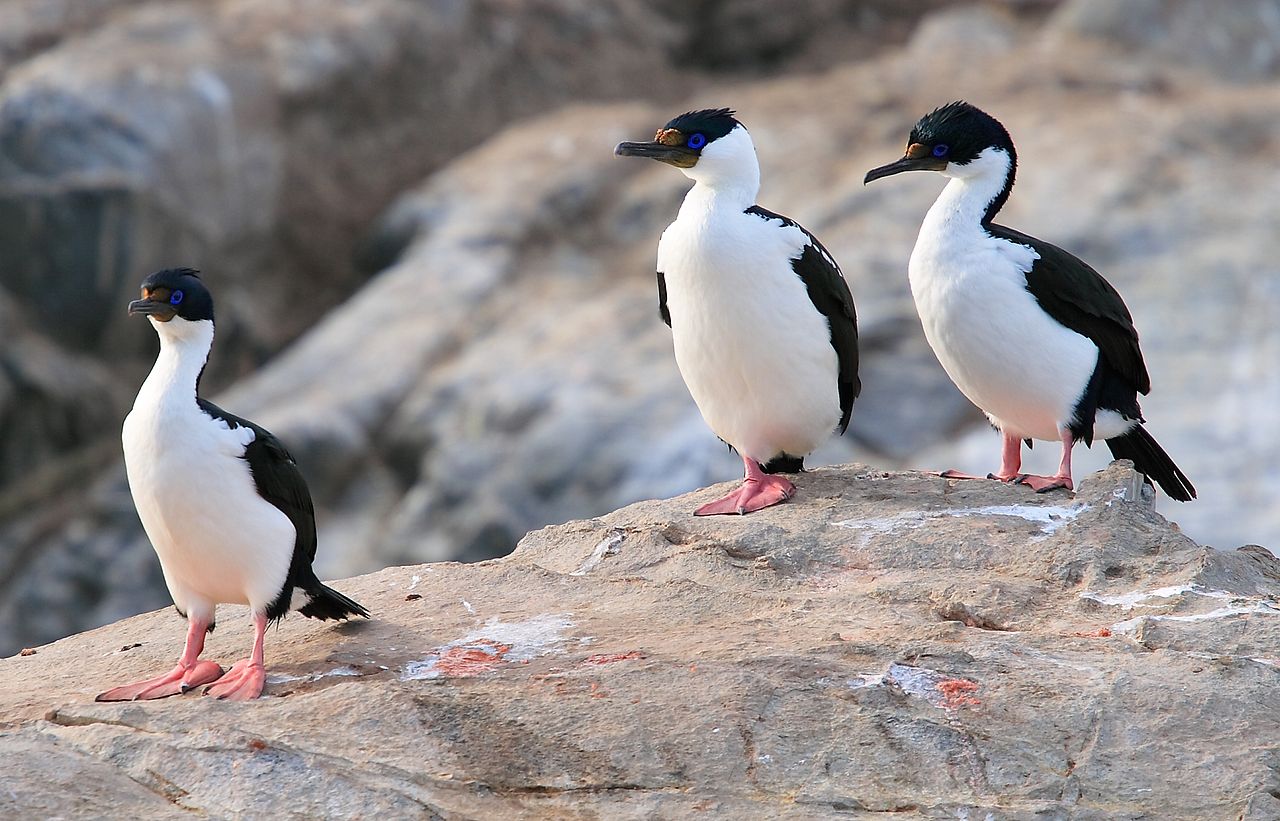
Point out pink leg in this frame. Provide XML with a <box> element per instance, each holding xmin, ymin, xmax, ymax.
<box><xmin>203</xmin><ymin>612</ymin><xmax>268</xmax><ymax>701</ymax></box>
<box><xmin>695</xmin><ymin>454</ymin><xmax>796</xmax><ymax>516</ymax></box>
<box><xmin>96</xmin><ymin>617</ymin><xmax>225</xmax><ymax>701</ymax></box>
<box><xmin>1016</xmin><ymin>428</ymin><xmax>1075</xmax><ymax>493</ymax></box>
<box><xmin>940</xmin><ymin>431</ymin><xmax>1023</xmax><ymax>482</ymax></box>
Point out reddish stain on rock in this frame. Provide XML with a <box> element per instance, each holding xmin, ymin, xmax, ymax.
<box><xmin>583</xmin><ymin>650</ymin><xmax>645</xmax><ymax>665</ymax></box>
<box><xmin>1070</xmin><ymin>627</ymin><xmax>1113</xmax><ymax>638</ymax></box>
<box><xmin>936</xmin><ymin>678</ymin><xmax>981</xmax><ymax>709</ymax></box>
<box><xmin>433</xmin><ymin>639</ymin><xmax>513</xmax><ymax>677</ymax></box>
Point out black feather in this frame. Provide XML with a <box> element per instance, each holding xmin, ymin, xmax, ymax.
<box><xmin>762</xmin><ymin>454</ymin><xmax>804</xmax><ymax>474</ymax></box>
<box><xmin>746</xmin><ymin>205</ymin><xmax>861</xmax><ymax>434</ymax></box>
<box><xmin>1106</xmin><ymin>426</ymin><xmax>1196</xmax><ymax>502</ymax></box>
<box><xmin>196</xmin><ymin>398</ymin><xmax>369</xmax><ymax>623</ymax></box>
<box><xmin>988</xmin><ymin>224</ymin><xmax>1151</xmax><ymax>396</ymax></box>
<box><xmin>663</xmin><ymin>108</ymin><xmax>740</xmax><ymax>142</ymax></box>
<box><xmin>656</xmin><ymin>271</ymin><xmax>671</xmax><ymax>327</ymax></box>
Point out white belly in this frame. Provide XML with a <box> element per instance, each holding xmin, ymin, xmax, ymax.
<box><xmin>123</xmin><ymin>403</ymin><xmax>294</xmax><ymax>616</ymax></box>
<box><xmin>909</xmin><ymin>234</ymin><xmax>1097</xmax><ymax>442</ymax></box>
<box><xmin>659</xmin><ymin>217</ymin><xmax>841</xmax><ymax>462</ymax></box>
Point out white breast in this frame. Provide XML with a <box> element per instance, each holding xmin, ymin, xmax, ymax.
<box><xmin>908</xmin><ymin>217</ymin><xmax>1098</xmax><ymax>442</ymax></box>
<box><xmin>123</xmin><ymin>395</ymin><xmax>295</xmax><ymax>617</ymax></box>
<box><xmin>657</xmin><ymin>209</ymin><xmax>841</xmax><ymax>462</ymax></box>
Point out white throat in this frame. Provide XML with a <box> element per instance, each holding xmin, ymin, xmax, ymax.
<box><xmin>136</xmin><ymin>318</ymin><xmax>214</xmax><ymax>409</ymax></box>
<box><xmin>678</xmin><ymin>125</ymin><xmax>761</xmax><ymax>214</ymax></box>
<box><xmin>923</xmin><ymin>146</ymin><xmax>1013</xmax><ymax>235</ymax></box>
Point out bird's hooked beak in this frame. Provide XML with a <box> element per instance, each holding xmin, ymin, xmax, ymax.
<box><xmin>864</xmin><ymin>143</ymin><xmax>947</xmax><ymax>184</ymax></box>
<box><xmin>614</xmin><ymin>128</ymin><xmax>699</xmax><ymax>168</ymax></box>
<box><xmin>128</xmin><ymin>289</ymin><xmax>178</xmax><ymax>322</ymax></box>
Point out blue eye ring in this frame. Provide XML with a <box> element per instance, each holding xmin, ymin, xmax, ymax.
<box><xmin>170</xmin><ymin>290</ymin><xmax>184</xmax><ymax>305</ymax></box>
<box><xmin>932</xmin><ymin>144</ymin><xmax>950</xmax><ymax>158</ymax></box>
<box><xmin>687</xmin><ymin>132</ymin><xmax>707</xmax><ymax>150</ymax></box>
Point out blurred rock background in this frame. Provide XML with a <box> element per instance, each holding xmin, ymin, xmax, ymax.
<box><xmin>1</xmin><ymin>0</ymin><xmax>1277</xmax><ymax>656</ymax></box>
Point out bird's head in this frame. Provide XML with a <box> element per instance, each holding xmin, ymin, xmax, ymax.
<box><xmin>864</xmin><ymin>101</ymin><xmax>1016</xmax><ymax>185</ymax></box>
<box><xmin>128</xmin><ymin>268</ymin><xmax>214</xmax><ymax>338</ymax></box>
<box><xmin>615</xmin><ymin>108</ymin><xmax>758</xmax><ymax>188</ymax></box>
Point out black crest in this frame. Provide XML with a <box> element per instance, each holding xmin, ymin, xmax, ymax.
<box><xmin>664</xmin><ymin>108</ymin><xmax>740</xmax><ymax>143</ymax></box>
<box><xmin>140</xmin><ymin>267</ymin><xmax>215</xmax><ymax>322</ymax></box>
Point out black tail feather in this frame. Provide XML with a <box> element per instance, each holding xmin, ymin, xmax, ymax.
<box><xmin>763</xmin><ymin>454</ymin><xmax>805</xmax><ymax>474</ymax></box>
<box><xmin>299</xmin><ymin>582</ymin><xmax>370</xmax><ymax>621</ymax></box>
<box><xmin>1106</xmin><ymin>426</ymin><xmax>1196</xmax><ymax>502</ymax></box>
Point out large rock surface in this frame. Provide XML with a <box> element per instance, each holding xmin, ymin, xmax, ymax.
<box><xmin>4</xmin><ymin>1</ymin><xmax>1280</xmax><ymax>657</ymax></box>
<box><xmin>2</xmin><ymin>463</ymin><xmax>1279</xmax><ymax>818</ymax></box>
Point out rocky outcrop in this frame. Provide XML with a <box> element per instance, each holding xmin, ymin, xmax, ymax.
<box><xmin>1048</xmin><ymin>0</ymin><xmax>1280</xmax><ymax>82</ymax></box>
<box><xmin>4</xmin><ymin>1</ymin><xmax>1280</xmax><ymax>658</ymax></box>
<box><xmin>2</xmin><ymin>463</ymin><xmax>1278</xmax><ymax>818</ymax></box>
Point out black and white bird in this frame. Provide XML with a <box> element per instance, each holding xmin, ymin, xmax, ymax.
<box><xmin>864</xmin><ymin>102</ymin><xmax>1194</xmax><ymax>500</ymax></box>
<box><xmin>98</xmin><ymin>268</ymin><xmax>368</xmax><ymax>702</ymax></box>
<box><xmin>615</xmin><ymin>109</ymin><xmax>860</xmax><ymax>515</ymax></box>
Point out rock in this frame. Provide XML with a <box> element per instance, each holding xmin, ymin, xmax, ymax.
<box><xmin>2</xmin><ymin>463</ymin><xmax>1278</xmax><ymax>817</ymax></box>
<box><xmin>0</xmin><ymin>0</ymin><xmax>150</xmax><ymax>77</ymax></box>
<box><xmin>1048</xmin><ymin>0</ymin><xmax>1280</xmax><ymax>82</ymax></box>
<box><xmin>0</xmin><ymin>0</ymin><xmax>686</xmax><ymax>495</ymax></box>
<box><xmin>5</xmin><ymin>2</ymin><xmax>1280</xmax><ymax>658</ymax></box>
<box><xmin>0</xmin><ymin>291</ymin><xmax>125</xmax><ymax>487</ymax></box>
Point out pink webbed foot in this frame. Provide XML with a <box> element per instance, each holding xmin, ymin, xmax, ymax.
<box><xmin>695</xmin><ymin>474</ymin><xmax>795</xmax><ymax>516</ymax></box>
<box><xmin>96</xmin><ymin>660</ymin><xmax>225</xmax><ymax>702</ymax></box>
<box><xmin>1015</xmin><ymin>474</ymin><xmax>1074</xmax><ymax>493</ymax></box>
<box><xmin>941</xmin><ymin>432</ymin><xmax>1026</xmax><ymax>484</ymax></box>
<box><xmin>938</xmin><ymin>469</ymin><xmax>1019</xmax><ymax>482</ymax></box>
<box><xmin>203</xmin><ymin>658</ymin><xmax>266</xmax><ymax>701</ymax></box>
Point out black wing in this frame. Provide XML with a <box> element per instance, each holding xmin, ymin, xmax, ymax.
<box><xmin>987</xmin><ymin>224</ymin><xmax>1150</xmax><ymax>395</ymax></box>
<box><xmin>746</xmin><ymin>205</ymin><xmax>860</xmax><ymax>433</ymax></box>
<box><xmin>656</xmin><ymin>271</ymin><xmax>671</xmax><ymax>327</ymax></box>
<box><xmin>197</xmin><ymin>398</ymin><xmax>318</xmax><ymax>582</ymax></box>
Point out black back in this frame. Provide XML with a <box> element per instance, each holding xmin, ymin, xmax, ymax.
<box><xmin>988</xmin><ymin>224</ymin><xmax>1150</xmax><ymax>396</ymax></box>
<box><xmin>197</xmin><ymin>398</ymin><xmax>319</xmax><ymax>622</ymax></box>
<box><xmin>747</xmin><ymin>205</ymin><xmax>861</xmax><ymax>434</ymax></box>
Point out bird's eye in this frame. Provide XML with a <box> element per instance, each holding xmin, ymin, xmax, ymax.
<box><xmin>170</xmin><ymin>290</ymin><xmax>184</xmax><ymax>305</ymax></box>
<box><xmin>932</xmin><ymin>144</ymin><xmax>950</xmax><ymax>158</ymax></box>
<box><xmin>687</xmin><ymin>132</ymin><xmax>707</xmax><ymax>150</ymax></box>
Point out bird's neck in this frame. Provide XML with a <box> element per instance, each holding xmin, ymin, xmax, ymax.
<box><xmin>136</xmin><ymin>320</ymin><xmax>214</xmax><ymax>411</ymax></box>
<box><xmin>923</xmin><ymin>147</ymin><xmax>1015</xmax><ymax>238</ymax></box>
<box><xmin>678</xmin><ymin>173</ymin><xmax>760</xmax><ymax>221</ymax></box>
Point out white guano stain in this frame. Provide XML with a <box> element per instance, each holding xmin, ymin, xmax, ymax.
<box><xmin>266</xmin><ymin>666</ymin><xmax>361</xmax><ymax>685</ymax></box>
<box><xmin>1079</xmin><ymin>584</ymin><xmax>1280</xmax><ymax>632</ymax></box>
<box><xmin>832</xmin><ymin>503</ymin><xmax>1085</xmax><ymax>540</ymax></box>
<box><xmin>571</xmin><ymin>529</ymin><xmax>626</xmax><ymax>576</ymax></box>
<box><xmin>1111</xmin><ymin>601</ymin><xmax>1280</xmax><ymax>634</ymax></box>
<box><xmin>1078</xmin><ymin>584</ymin><xmax>1231</xmax><ymax>610</ymax></box>
<box><xmin>842</xmin><ymin>663</ymin><xmax>976</xmax><ymax>710</ymax></box>
<box><xmin>400</xmin><ymin>613</ymin><xmax>575</xmax><ymax>681</ymax></box>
